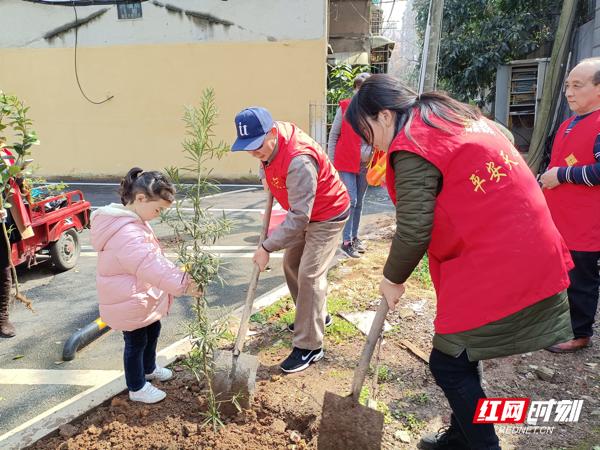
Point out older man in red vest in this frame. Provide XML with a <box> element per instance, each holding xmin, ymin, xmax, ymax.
<box><xmin>231</xmin><ymin>107</ymin><xmax>350</xmax><ymax>373</ymax></box>
<box><xmin>541</xmin><ymin>57</ymin><xmax>600</xmax><ymax>353</ymax></box>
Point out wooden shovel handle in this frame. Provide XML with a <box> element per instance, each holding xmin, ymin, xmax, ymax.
<box><xmin>233</xmin><ymin>192</ymin><xmax>274</xmax><ymax>356</ymax></box>
<box><xmin>350</xmin><ymin>297</ymin><xmax>389</xmax><ymax>401</ymax></box>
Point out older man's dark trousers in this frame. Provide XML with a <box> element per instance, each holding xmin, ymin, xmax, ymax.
<box><xmin>567</xmin><ymin>250</ymin><xmax>600</xmax><ymax>338</ymax></box>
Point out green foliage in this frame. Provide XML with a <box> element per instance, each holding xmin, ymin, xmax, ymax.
<box><xmin>29</xmin><ymin>176</ymin><xmax>69</xmax><ymax>201</ymax></box>
<box><xmin>0</xmin><ymin>92</ymin><xmax>39</xmax><ymax>162</ymax></box>
<box><xmin>377</xmin><ymin>365</ymin><xmax>392</xmax><ymax>383</ymax></box>
<box><xmin>327</xmin><ymin>64</ymin><xmax>370</xmax><ymax>125</ymax></box>
<box><xmin>359</xmin><ymin>386</ymin><xmax>393</xmax><ymax>424</ymax></box>
<box><xmin>250</xmin><ymin>296</ymin><xmax>291</xmax><ymax>325</ymax></box>
<box><xmin>413</xmin><ymin>0</ymin><xmax>562</xmax><ymax>106</ymax></box>
<box><xmin>391</xmin><ymin>409</ymin><xmax>427</xmax><ymax>432</ymax></box>
<box><xmin>326</xmin><ymin>293</ymin><xmax>353</xmax><ymax>314</ymax></box>
<box><xmin>0</xmin><ymin>91</ymin><xmax>39</xmax><ymax>310</ymax></box>
<box><xmin>163</xmin><ymin>88</ymin><xmax>233</xmax><ymax>431</ymax></box>
<box><xmin>409</xmin><ymin>255</ymin><xmax>432</xmax><ymax>289</ymax></box>
<box><xmin>407</xmin><ymin>391</ymin><xmax>430</xmax><ymax>405</ymax></box>
<box><xmin>327</xmin><ymin>369</ymin><xmax>346</xmax><ymax>379</ymax></box>
<box><xmin>0</xmin><ymin>92</ymin><xmax>39</xmax><ymax>187</ymax></box>
<box><xmin>326</xmin><ymin>318</ymin><xmax>360</xmax><ymax>344</ymax></box>
<box><xmin>327</xmin><ymin>64</ymin><xmax>370</xmax><ymax>105</ymax></box>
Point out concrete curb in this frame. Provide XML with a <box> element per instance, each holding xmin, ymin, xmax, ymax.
<box><xmin>0</xmin><ymin>283</ymin><xmax>289</xmax><ymax>450</ymax></box>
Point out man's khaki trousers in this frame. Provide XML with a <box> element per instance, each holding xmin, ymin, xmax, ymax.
<box><xmin>283</xmin><ymin>220</ymin><xmax>345</xmax><ymax>350</ymax></box>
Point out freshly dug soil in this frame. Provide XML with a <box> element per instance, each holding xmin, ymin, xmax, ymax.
<box><xmin>31</xmin><ymin>217</ymin><xmax>600</xmax><ymax>449</ymax></box>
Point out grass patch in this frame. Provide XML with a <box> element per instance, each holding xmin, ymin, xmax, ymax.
<box><xmin>406</xmin><ymin>391</ymin><xmax>430</xmax><ymax>405</ymax></box>
<box><xmin>359</xmin><ymin>386</ymin><xmax>393</xmax><ymax>424</ymax></box>
<box><xmin>249</xmin><ymin>296</ymin><xmax>293</xmax><ymax>325</ymax></box>
<box><xmin>269</xmin><ymin>337</ymin><xmax>292</xmax><ymax>350</ymax></box>
<box><xmin>377</xmin><ymin>365</ymin><xmax>393</xmax><ymax>383</ymax></box>
<box><xmin>326</xmin><ymin>318</ymin><xmax>360</xmax><ymax>343</ymax></box>
<box><xmin>570</xmin><ymin>427</ymin><xmax>600</xmax><ymax>450</ymax></box>
<box><xmin>219</xmin><ymin>329</ymin><xmax>236</xmax><ymax>345</ymax></box>
<box><xmin>327</xmin><ymin>294</ymin><xmax>353</xmax><ymax>315</ymax></box>
<box><xmin>327</xmin><ymin>369</ymin><xmax>347</xmax><ymax>379</ymax></box>
<box><xmin>391</xmin><ymin>410</ymin><xmax>427</xmax><ymax>433</ymax></box>
<box><xmin>408</xmin><ymin>255</ymin><xmax>432</xmax><ymax>289</ymax></box>
<box><xmin>257</xmin><ymin>293</ymin><xmax>360</xmax><ymax>343</ymax></box>
<box><xmin>324</xmin><ymin>294</ymin><xmax>361</xmax><ymax>342</ymax></box>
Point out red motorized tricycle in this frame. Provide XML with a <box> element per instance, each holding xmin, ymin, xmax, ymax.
<box><xmin>11</xmin><ymin>190</ymin><xmax>91</xmax><ymax>271</ymax></box>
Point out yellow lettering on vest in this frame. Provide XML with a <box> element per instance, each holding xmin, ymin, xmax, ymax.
<box><xmin>486</xmin><ymin>161</ymin><xmax>508</xmax><ymax>182</ymax></box>
<box><xmin>271</xmin><ymin>176</ymin><xmax>285</xmax><ymax>189</ymax></box>
<box><xmin>500</xmin><ymin>150</ymin><xmax>519</xmax><ymax>170</ymax></box>
<box><xmin>470</xmin><ymin>174</ymin><xmax>487</xmax><ymax>193</ymax></box>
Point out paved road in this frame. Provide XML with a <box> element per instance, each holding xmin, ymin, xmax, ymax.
<box><xmin>0</xmin><ymin>183</ymin><xmax>394</xmax><ymax>434</ymax></box>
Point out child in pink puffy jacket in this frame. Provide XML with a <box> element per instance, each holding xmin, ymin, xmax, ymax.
<box><xmin>91</xmin><ymin>167</ymin><xmax>200</xmax><ymax>404</ymax></box>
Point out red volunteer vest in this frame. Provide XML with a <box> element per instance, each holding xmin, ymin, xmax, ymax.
<box><xmin>264</xmin><ymin>122</ymin><xmax>349</xmax><ymax>221</ymax></box>
<box><xmin>333</xmin><ymin>98</ymin><xmax>362</xmax><ymax>173</ymax></box>
<box><xmin>544</xmin><ymin>110</ymin><xmax>600</xmax><ymax>251</ymax></box>
<box><xmin>386</xmin><ymin>114</ymin><xmax>573</xmax><ymax>334</ymax></box>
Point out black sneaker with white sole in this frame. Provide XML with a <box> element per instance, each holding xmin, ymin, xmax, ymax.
<box><xmin>341</xmin><ymin>241</ymin><xmax>360</xmax><ymax>258</ymax></box>
<box><xmin>280</xmin><ymin>347</ymin><xmax>324</xmax><ymax>373</ymax></box>
<box><xmin>287</xmin><ymin>314</ymin><xmax>333</xmax><ymax>332</ymax></box>
<box><xmin>352</xmin><ymin>238</ymin><xmax>366</xmax><ymax>253</ymax></box>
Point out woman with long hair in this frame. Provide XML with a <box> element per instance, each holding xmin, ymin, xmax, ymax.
<box><xmin>346</xmin><ymin>74</ymin><xmax>574</xmax><ymax>449</ymax></box>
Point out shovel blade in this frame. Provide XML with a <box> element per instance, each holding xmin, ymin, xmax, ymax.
<box><xmin>318</xmin><ymin>391</ymin><xmax>384</xmax><ymax>450</ymax></box>
<box><xmin>212</xmin><ymin>350</ymin><xmax>259</xmax><ymax>416</ymax></box>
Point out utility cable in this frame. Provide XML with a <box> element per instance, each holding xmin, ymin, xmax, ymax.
<box><xmin>72</xmin><ymin>4</ymin><xmax>114</xmax><ymax>105</ymax></box>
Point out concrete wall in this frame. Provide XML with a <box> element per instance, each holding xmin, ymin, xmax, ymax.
<box><xmin>0</xmin><ymin>0</ymin><xmax>327</xmax><ymax>179</ymax></box>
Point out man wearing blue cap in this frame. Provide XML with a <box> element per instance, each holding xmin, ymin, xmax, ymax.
<box><xmin>232</xmin><ymin>107</ymin><xmax>350</xmax><ymax>373</ymax></box>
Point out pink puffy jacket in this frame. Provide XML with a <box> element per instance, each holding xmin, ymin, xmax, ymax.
<box><xmin>91</xmin><ymin>204</ymin><xmax>189</xmax><ymax>331</ymax></box>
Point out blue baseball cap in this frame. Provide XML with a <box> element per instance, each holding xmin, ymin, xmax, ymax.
<box><xmin>231</xmin><ymin>107</ymin><xmax>274</xmax><ymax>151</ymax></box>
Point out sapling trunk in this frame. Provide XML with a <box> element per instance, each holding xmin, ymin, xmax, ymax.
<box><xmin>164</xmin><ymin>88</ymin><xmax>232</xmax><ymax>430</ymax></box>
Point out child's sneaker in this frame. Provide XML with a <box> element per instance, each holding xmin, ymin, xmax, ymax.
<box><xmin>129</xmin><ymin>382</ymin><xmax>166</xmax><ymax>404</ymax></box>
<box><xmin>145</xmin><ymin>365</ymin><xmax>173</xmax><ymax>382</ymax></box>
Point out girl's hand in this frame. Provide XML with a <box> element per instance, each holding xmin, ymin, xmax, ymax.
<box><xmin>0</xmin><ymin>208</ymin><xmax>7</xmax><ymax>223</ymax></box>
<box><xmin>185</xmin><ymin>280</ymin><xmax>202</xmax><ymax>297</ymax></box>
<box><xmin>379</xmin><ymin>277</ymin><xmax>405</xmax><ymax>311</ymax></box>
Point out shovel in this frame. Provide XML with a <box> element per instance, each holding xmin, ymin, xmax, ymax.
<box><xmin>318</xmin><ymin>297</ymin><xmax>389</xmax><ymax>450</ymax></box>
<box><xmin>212</xmin><ymin>192</ymin><xmax>274</xmax><ymax>415</ymax></box>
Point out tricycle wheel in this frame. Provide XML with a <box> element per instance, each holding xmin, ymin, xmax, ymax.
<box><xmin>50</xmin><ymin>229</ymin><xmax>80</xmax><ymax>271</ymax></box>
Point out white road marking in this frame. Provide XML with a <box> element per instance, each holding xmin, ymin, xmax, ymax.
<box><xmin>0</xmin><ymin>369</ymin><xmax>122</xmax><ymax>386</ymax></box>
<box><xmin>199</xmin><ymin>187</ymin><xmax>258</xmax><ymax>200</ymax></box>
<box><xmin>0</xmin><ymin>283</ymin><xmax>289</xmax><ymax>450</ymax></box>
<box><xmin>79</xmin><ymin>251</ymin><xmax>282</xmax><ymax>259</ymax></box>
<box><xmin>82</xmin><ymin>245</ymin><xmax>264</xmax><ymax>252</ymax></box>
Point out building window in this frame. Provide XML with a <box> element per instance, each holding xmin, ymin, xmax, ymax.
<box><xmin>117</xmin><ymin>2</ymin><xmax>142</xmax><ymax>20</ymax></box>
